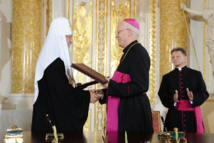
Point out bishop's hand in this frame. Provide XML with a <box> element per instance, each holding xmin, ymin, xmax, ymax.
<box><xmin>102</xmin><ymin>77</ymin><xmax>110</xmax><ymax>89</ymax></box>
<box><xmin>174</xmin><ymin>90</ymin><xmax>179</xmax><ymax>103</ymax></box>
<box><xmin>186</xmin><ymin>88</ymin><xmax>193</xmax><ymax>101</ymax></box>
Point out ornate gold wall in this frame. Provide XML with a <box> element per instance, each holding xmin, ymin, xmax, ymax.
<box><xmin>94</xmin><ymin>0</ymin><xmax>108</xmax><ymax>131</ymax></box>
<box><xmin>94</xmin><ymin>0</ymin><xmax>137</xmax><ymax>131</ymax></box>
<box><xmin>46</xmin><ymin>0</ymin><xmax>52</xmax><ymax>35</ymax></box>
<box><xmin>73</xmin><ymin>1</ymin><xmax>93</xmax><ymax>83</ymax></box>
<box><xmin>149</xmin><ymin>0</ymin><xmax>157</xmax><ymax>104</ymax></box>
<box><xmin>159</xmin><ymin>0</ymin><xmax>189</xmax><ymax>82</ymax></box>
<box><xmin>11</xmin><ymin>0</ymin><xmax>42</xmax><ymax>94</ymax></box>
<box><xmin>46</xmin><ymin>0</ymin><xmax>155</xmax><ymax>131</ymax></box>
<box><xmin>110</xmin><ymin>1</ymin><xmax>131</xmax><ymax>75</ymax></box>
<box><xmin>71</xmin><ymin>0</ymin><xmax>136</xmax><ymax>131</ymax></box>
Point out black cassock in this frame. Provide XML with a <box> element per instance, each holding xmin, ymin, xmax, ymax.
<box><xmin>158</xmin><ymin>66</ymin><xmax>209</xmax><ymax>133</ymax></box>
<box><xmin>32</xmin><ymin>58</ymin><xmax>90</xmax><ymax>132</ymax></box>
<box><xmin>100</xmin><ymin>40</ymin><xmax>153</xmax><ymax>132</ymax></box>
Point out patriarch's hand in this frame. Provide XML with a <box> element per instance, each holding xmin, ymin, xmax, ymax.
<box><xmin>89</xmin><ymin>90</ymin><xmax>103</xmax><ymax>103</ymax></box>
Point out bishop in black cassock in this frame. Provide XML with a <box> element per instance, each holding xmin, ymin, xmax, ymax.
<box><xmin>100</xmin><ymin>18</ymin><xmax>153</xmax><ymax>132</ymax></box>
<box><xmin>158</xmin><ymin>47</ymin><xmax>209</xmax><ymax>133</ymax></box>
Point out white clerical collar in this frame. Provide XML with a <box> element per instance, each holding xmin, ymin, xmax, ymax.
<box><xmin>177</xmin><ymin>66</ymin><xmax>185</xmax><ymax>71</ymax></box>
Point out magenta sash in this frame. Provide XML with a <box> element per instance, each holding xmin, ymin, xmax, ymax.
<box><xmin>194</xmin><ymin>106</ymin><xmax>204</xmax><ymax>133</ymax></box>
<box><xmin>176</xmin><ymin>100</ymin><xmax>204</xmax><ymax>133</ymax></box>
<box><xmin>177</xmin><ymin>100</ymin><xmax>194</xmax><ymax>111</ymax></box>
<box><xmin>106</xmin><ymin>71</ymin><xmax>131</xmax><ymax>131</ymax></box>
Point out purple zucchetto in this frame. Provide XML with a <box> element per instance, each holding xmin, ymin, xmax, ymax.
<box><xmin>123</xmin><ymin>18</ymin><xmax>139</xmax><ymax>30</ymax></box>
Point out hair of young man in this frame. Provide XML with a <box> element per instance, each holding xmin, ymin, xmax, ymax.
<box><xmin>171</xmin><ymin>47</ymin><xmax>187</xmax><ymax>56</ymax></box>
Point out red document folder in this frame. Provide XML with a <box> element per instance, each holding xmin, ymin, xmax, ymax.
<box><xmin>71</xmin><ymin>63</ymin><xmax>108</xmax><ymax>85</ymax></box>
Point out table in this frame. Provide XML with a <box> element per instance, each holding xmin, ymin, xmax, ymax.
<box><xmin>1</xmin><ymin>131</ymin><xmax>214</xmax><ymax>143</ymax></box>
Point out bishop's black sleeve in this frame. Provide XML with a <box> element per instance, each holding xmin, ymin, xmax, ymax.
<box><xmin>191</xmin><ymin>72</ymin><xmax>209</xmax><ymax>107</ymax></box>
<box><xmin>107</xmin><ymin>48</ymin><xmax>150</xmax><ymax>97</ymax></box>
<box><xmin>158</xmin><ymin>75</ymin><xmax>175</xmax><ymax>109</ymax></box>
<box><xmin>43</xmin><ymin>64</ymin><xmax>90</xmax><ymax>118</ymax></box>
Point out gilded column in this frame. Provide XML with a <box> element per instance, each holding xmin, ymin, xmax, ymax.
<box><xmin>133</xmin><ymin>0</ymin><xmax>136</xmax><ymax>19</ymax></box>
<box><xmin>7</xmin><ymin>0</ymin><xmax>42</xmax><ymax>108</ymax></box>
<box><xmin>203</xmin><ymin>0</ymin><xmax>207</xmax><ymax>81</ymax></box>
<box><xmin>66</xmin><ymin>0</ymin><xmax>70</xmax><ymax>20</ymax></box>
<box><xmin>149</xmin><ymin>0</ymin><xmax>157</xmax><ymax>104</ymax></box>
<box><xmin>46</xmin><ymin>0</ymin><xmax>53</xmax><ymax>35</ymax></box>
<box><xmin>159</xmin><ymin>0</ymin><xmax>189</xmax><ymax>82</ymax></box>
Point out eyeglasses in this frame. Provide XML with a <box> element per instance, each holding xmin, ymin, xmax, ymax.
<box><xmin>117</xmin><ymin>29</ymin><xmax>129</xmax><ymax>35</ymax></box>
<box><xmin>66</xmin><ymin>35</ymin><xmax>72</xmax><ymax>39</ymax></box>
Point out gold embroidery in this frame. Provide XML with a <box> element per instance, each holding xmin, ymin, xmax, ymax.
<box><xmin>120</xmin><ymin>42</ymin><xmax>139</xmax><ymax>62</ymax></box>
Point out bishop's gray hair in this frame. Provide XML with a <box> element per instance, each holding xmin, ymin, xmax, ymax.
<box><xmin>122</xmin><ymin>21</ymin><xmax>139</xmax><ymax>37</ymax></box>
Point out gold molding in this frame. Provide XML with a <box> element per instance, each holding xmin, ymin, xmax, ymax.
<box><xmin>46</xmin><ymin>0</ymin><xmax>52</xmax><ymax>35</ymax></box>
<box><xmin>93</xmin><ymin>0</ymin><xmax>137</xmax><ymax>131</ymax></box>
<box><xmin>95</xmin><ymin>0</ymin><xmax>102</xmax><ymax>131</ymax></box>
<box><xmin>149</xmin><ymin>0</ymin><xmax>157</xmax><ymax>104</ymax></box>
<box><xmin>11</xmin><ymin>0</ymin><xmax>42</xmax><ymax>94</ymax></box>
<box><xmin>151</xmin><ymin>109</ymin><xmax>161</xmax><ymax>132</ymax></box>
<box><xmin>105</xmin><ymin>0</ymin><xmax>108</xmax><ymax>78</ymax></box>
<box><xmin>208</xmin><ymin>56</ymin><xmax>210</xmax><ymax>92</ymax></box>
<box><xmin>203</xmin><ymin>0</ymin><xmax>207</xmax><ymax>81</ymax></box>
<box><xmin>110</xmin><ymin>1</ymin><xmax>123</xmax><ymax>76</ymax></box>
<box><xmin>207</xmin><ymin>99</ymin><xmax>214</xmax><ymax>102</ymax></box>
<box><xmin>67</xmin><ymin>0</ymin><xmax>70</xmax><ymax>21</ymax></box>
<box><xmin>103</xmin><ymin>0</ymin><xmax>108</xmax><ymax>130</ymax></box>
<box><xmin>73</xmin><ymin>1</ymin><xmax>92</xmax><ymax>83</ymax></box>
<box><xmin>95</xmin><ymin>0</ymin><xmax>108</xmax><ymax>131</ymax></box>
<box><xmin>160</xmin><ymin>0</ymin><xmax>189</xmax><ymax>82</ymax></box>
<box><xmin>134</xmin><ymin>0</ymin><xmax>136</xmax><ymax>19</ymax></box>
<box><xmin>110</xmin><ymin>0</ymin><xmax>131</xmax><ymax>76</ymax></box>
<box><xmin>94</xmin><ymin>0</ymin><xmax>100</xmax><ymax>131</ymax></box>
<box><xmin>208</xmin><ymin>0</ymin><xmax>211</xmax><ymax>92</ymax></box>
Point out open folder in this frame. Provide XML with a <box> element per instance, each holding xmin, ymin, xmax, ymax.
<box><xmin>71</xmin><ymin>63</ymin><xmax>108</xmax><ymax>88</ymax></box>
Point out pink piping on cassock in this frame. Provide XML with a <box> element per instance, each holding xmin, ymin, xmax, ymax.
<box><xmin>202</xmin><ymin>92</ymin><xmax>207</xmax><ymax>100</ymax></box>
<box><xmin>106</xmin><ymin>71</ymin><xmax>131</xmax><ymax>131</ymax></box>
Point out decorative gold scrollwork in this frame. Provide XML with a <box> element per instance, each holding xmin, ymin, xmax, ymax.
<box><xmin>110</xmin><ymin>1</ymin><xmax>131</xmax><ymax>76</ymax></box>
<box><xmin>73</xmin><ymin>1</ymin><xmax>93</xmax><ymax>83</ymax></box>
<box><xmin>149</xmin><ymin>0</ymin><xmax>157</xmax><ymax>104</ymax></box>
